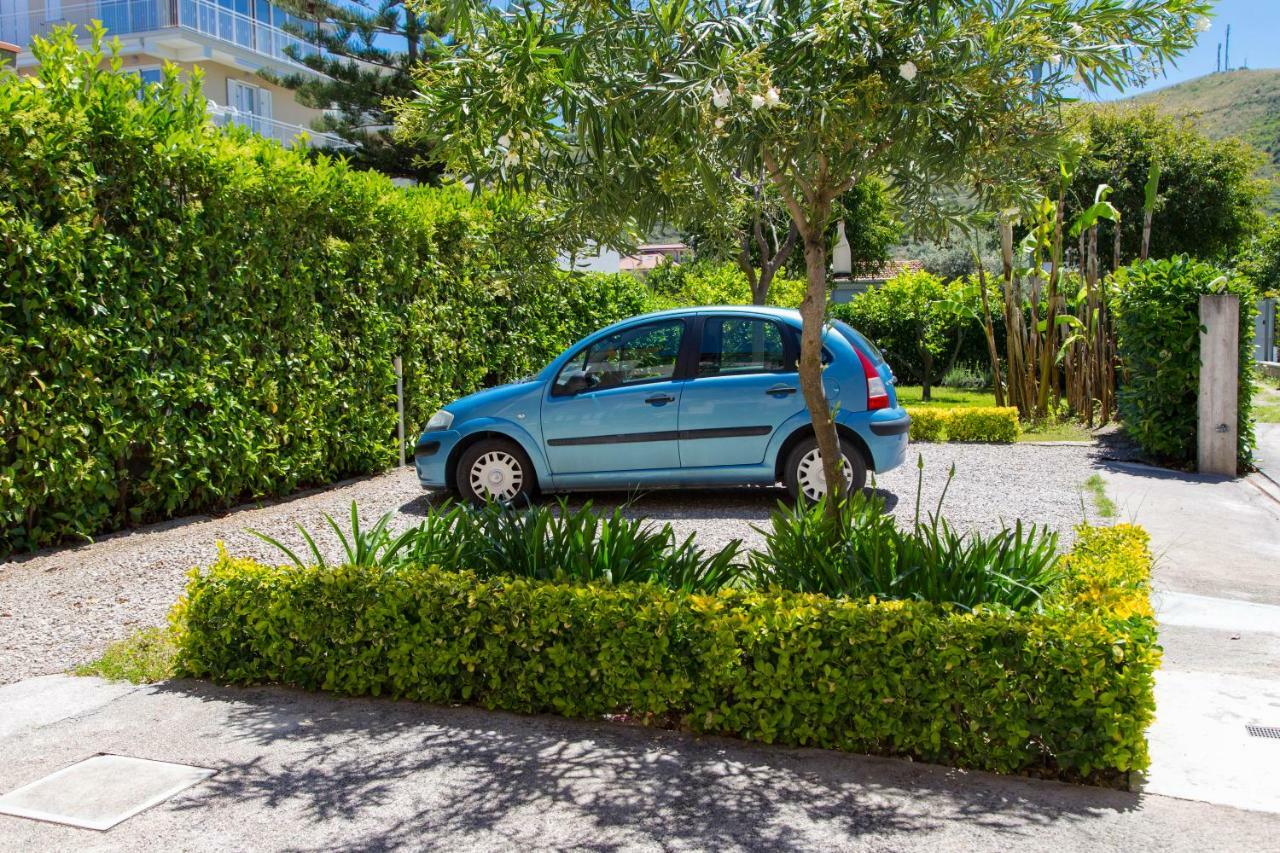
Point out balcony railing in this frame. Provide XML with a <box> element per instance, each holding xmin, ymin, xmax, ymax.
<box><xmin>208</xmin><ymin>105</ymin><xmax>353</xmax><ymax>150</ymax></box>
<box><xmin>0</xmin><ymin>0</ymin><xmax>324</xmax><ymax>69</ymax></box>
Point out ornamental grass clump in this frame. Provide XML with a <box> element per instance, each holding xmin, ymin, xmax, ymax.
<box><xmin>252</xmin><ymin>499</ymin><xmax>745</xmax><ymax>593</ymax></box>
<box><xmin>751</xmin><ymin>461</ymin><xmax>1060</xmax><ymax>609</ymax></box>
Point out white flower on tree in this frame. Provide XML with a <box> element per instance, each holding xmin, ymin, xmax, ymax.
<box><xmin>1193</xmin><ymin>16</ymin><xmax>1211</xmax><ymax>33</ymax></box>
<box><xmin>497</xmin><ymin>133</ymin><xmax>511</xmax><ymax>148</ymax></box>
<box><xmin>711</xmin><ymin>87</ymin><xmax>731</xmax><ymax>109</ymax></box>
<box><xmin>898</xmin><ymin>61</ymin><xmax>917</xmax><ymax>81</ymax></box>
<box><xmin>503</xmin><ymin>149</ymin><xmax>520</xmax><ymax>167</ymax></box>
<box><xmin>764</xmin><ymin>86</ymin><xmax>781</xmax><ymax>107</ymax></box>
<box><xmin>750</xmin><ymin>93</ymin><xmax>766</xmax><ymax>110</ymax></box>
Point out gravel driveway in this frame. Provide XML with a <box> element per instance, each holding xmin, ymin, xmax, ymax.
<box><xmin>0</xmin><ymin>442</ymin><xmax>1103</xmax><ymax>685</ymax></box>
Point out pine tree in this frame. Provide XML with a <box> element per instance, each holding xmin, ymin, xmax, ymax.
<box><xmin>264</xmin><ymin>0</ymin><xmax>441</xmax><ymax>182</ymax></box>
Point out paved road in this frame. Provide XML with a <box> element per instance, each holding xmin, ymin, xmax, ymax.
<box><xmin>1101</xmin><ymin>423</ymin><xmax>1280</xmax><ymax>813</ymax></box>
<box><xmin>2</xmin><ymin>675</ymin><xmax>1279</xmax><ymax>852</ymax></box>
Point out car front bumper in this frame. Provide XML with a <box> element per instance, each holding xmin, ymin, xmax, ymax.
<box><xmin>414</xmin><ymin>429</ymin><xmax>462</xmax><ymax>488</ymax></box>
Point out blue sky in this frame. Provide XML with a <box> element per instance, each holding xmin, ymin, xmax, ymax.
<box><xmin>1089</xmin><ymin>0</ymin><xmax>1280</xmax><ymax>101</ymax></box>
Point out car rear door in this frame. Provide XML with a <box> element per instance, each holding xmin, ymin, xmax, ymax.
<box><xmin>540</xmin><ymin>319</ymin><xmax>687</xmax><ymax>474</ymax></box>
<box><xmin>677</xmin><ymin>314</ymin><xmax>802</xmax><ymax>468</ymax></box>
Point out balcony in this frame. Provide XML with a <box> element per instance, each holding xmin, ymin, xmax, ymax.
<box><xmin>208</xmin><ymin>105</ymin><xmax>353</xmax><ymax>150</ymax></box>
<box><xmin>1</xmin><ymin>0</ymin><xmax>325</xmax><ymax>70</ymax></box>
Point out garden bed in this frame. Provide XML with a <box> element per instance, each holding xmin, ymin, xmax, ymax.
<box><xmin>173</xmin><ymin>525</ymin><xmax>1159</xmax><ymax>785</ymax></box>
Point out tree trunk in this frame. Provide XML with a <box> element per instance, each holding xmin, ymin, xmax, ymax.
<box><xmin>1141</xmin><ymin>211</ymin><xmax>1152</xmax><ymax>262</ymax></box>
<box><xmin>737</xmin><ymin>249</ymin><xmax>766</xmax><ymax>305</ymax></box>
<box><xmin>975</xmin><ymin>263</ymin><xmax>1005</xmax><ymax>407</ymax></box>
<box><xmin>920</xmin><ymin>347</ymin><xmax>934</xmax><ymax>402</ymax></box>
<box><xmin>754</xmin><ymin>265</ymin><xmax>776</xmax><ymax>306</ymax></box>
<box><xmin>1112</xmin><ymin>221</ymin><xmax>1122</xmax><ymax>274</ymax></box>
<box><xmin>798</xmin><ymin>227</ymin><xmax>845</xmax><ymax>510</ymax></box>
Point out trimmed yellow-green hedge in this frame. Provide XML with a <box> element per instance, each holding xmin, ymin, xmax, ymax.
<box><xmin>173</xmin><ymin>525</ymin><xmax>1159</xmax><ymax>783</ymax></box>
<box><xmin>905</xmin><ymin>406</ymin><xmax>1020</xmax><ymax>443</ymax></box>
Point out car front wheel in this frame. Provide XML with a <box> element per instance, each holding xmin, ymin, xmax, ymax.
<box><xmin>783</xmin><ymin>435</ymin><xmax>868</xmax><ymax>502</ymax></box>
<box><xmin>456</xmin><ymin>438</ymin><xmax>538</xmax><ymax>505</ymax></box>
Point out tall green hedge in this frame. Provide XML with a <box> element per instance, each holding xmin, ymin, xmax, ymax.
<box><xmin>829</xmin><ymin>270</ymin><xmax>997</xmax><ymax>388</ymax></box>
<box><xmin>1111</xmin><ymin>256</ymin><xmax>1255</xmax><ymax>470</ymax></box>
<box><xmin>174</xmin><ymin>525</ymin><xmax>1160</xmax><ymax>783</ymax></box>
<box><xmin>0</xmin><ymin>31</ymin><xmax>651</xmax><ymax>554</ymax></box>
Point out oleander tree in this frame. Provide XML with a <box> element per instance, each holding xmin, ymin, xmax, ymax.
<box><xmin>399</xmin><ymin>0</ymin><xmax>1211</xmax><ymax>503</ymax></box>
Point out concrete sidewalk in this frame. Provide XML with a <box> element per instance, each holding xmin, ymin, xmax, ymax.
<box><xmin>1258</xmin><ymin>422</ymin><xmax>1280</xmax><ymax>491</ymax></box>
<box><xmin>2</xmin><ymin>676</ymin><xmax>1279</xmax><ymax>852</ymax></box>
<box><xmin>1101</xmin><ymin>451</ymin><xmax>1280</xmax><ymax>814</ymax></box>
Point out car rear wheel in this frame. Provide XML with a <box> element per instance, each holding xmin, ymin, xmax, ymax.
<box><xmin>783</xmin><ymin>435</ymin><xmax>868</xmax><ymax>502</ymax></box>
<box><xmin>456</xmin><ymin>438</ymin><xmax>538</xmax><ymax>505</ymax></box>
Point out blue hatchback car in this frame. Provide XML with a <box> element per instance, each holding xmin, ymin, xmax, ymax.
<box><xmin>415</xmin><ymin>306</ymin><xmax>910</xmax><ymax>503</ymax></box>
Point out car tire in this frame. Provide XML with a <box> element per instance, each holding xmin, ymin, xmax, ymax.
<box><xmin>456</xmin><ymin>438</ymin><xmax>539</xmax><ymax>505</ymax></box>
<box><xmin>783</xmin><ymin>434</ymin><xmax>868</xmax><ymax>503</ymax></box>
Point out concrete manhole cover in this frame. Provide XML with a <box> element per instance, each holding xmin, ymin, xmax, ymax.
<box><xmin>0</xmin><ymin>754</ymin><xmax>215</xmax><ymax>831</ymax></box>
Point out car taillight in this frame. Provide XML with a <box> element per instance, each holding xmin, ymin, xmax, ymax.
<box><xmin>855</xmin><ymin>348</ymin><xmax>890</xmax><ymax>411</ymax></box>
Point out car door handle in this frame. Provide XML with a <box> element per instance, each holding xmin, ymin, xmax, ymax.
<box><xmin>645</xmin><ymin>393</ymin><xmax>676</xmax><ymax>405</ymax></box>
<box><xmin>766</xmin><ymin>385</ymin><xmax>798</xmax><ymax>396</ymax></box>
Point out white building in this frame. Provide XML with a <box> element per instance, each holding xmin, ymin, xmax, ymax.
<box><xmin>0</xmin><ymin>0</ymin><xmax>346</xmax><ymax>149</ymax></box>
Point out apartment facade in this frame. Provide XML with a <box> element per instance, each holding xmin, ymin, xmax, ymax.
<box><xmin>0</xmin><ymin>0</ymin><xmax>346</xmax><ymax>149</ymax></box>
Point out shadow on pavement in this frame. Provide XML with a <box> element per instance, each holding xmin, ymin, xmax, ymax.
<box><xmin>153</xmin><ymin>680</ymin><xmax>1139</xmax><ymax>853</ymax></box>
<box><xmin>1097</xmin><ymin>459</ymin><xmax>1235</xmax><ymax>485</ymax></box>
<box><xmin>399</xmin><ymin>486</ymin><xmax>900</xmax><ymax>521</ymax></box>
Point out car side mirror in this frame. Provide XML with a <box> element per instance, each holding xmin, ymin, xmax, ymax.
<box><xmin>559</xmin><ymin>370</ymin><xmax>590</xmax><ymax>396</ymax></box>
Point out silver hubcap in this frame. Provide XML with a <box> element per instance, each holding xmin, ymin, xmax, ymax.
<box><xmin>796</xmin><ymin>447</ymin><xmax>854</xmax><ymax>501</ymax></box>
<box><xmin>469</xmin><ymin>450</ymin><xmax>524</xmax><ymax>501</ymax></box>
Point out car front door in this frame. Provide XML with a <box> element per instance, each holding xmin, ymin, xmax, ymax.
<box><xmin>677</xmin><ymin>315</ymin><xmax>802</xmax><ymax>468</ymax></box>
<box><xmin>540</xmin><ymin>319</ymin><xmax>687</xmax><ymax>475</ymax></box>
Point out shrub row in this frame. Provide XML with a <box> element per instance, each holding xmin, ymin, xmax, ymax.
<box><xmin>905</xmin><ymin>407</ymin><xmax>1020</xmax><ymax>443</ymax></box>
<box><xmin>174</xmin><ymin>525</ymin><xmax>1160</xmax><ymax>782</ymax></box>
<box><xmin>0</xmin><ymin>33</ymin><xmax>651</xmax><ymax>554</ymax></box>
<box><xmin>1111</xmin><ymin>256</ymin><xmax>1256</xmax><ymax>470</ymax></box>
<box><xmin>830</xmin><ymin>271</ymin><xmax>1001</xmax><ymax>388</ymax></box>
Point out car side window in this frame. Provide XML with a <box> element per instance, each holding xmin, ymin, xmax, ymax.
<box><xmin>552</xmin><ymin>320</ymin><xmax>685</xmax><ymax>395</ymax></box>
<box><xmin>783</xmin><ymin>327</ymin><xmax>833</xmax><ymax>366</ymax></box>
<box><xmin>698</xmin><ymin>318</ymin><xmax>787</xmax><ymax>377</ymax></box>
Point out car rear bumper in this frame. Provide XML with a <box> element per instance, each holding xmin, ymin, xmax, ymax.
<box><xmin>859</xmin><ymin>408</ymin><xmax>910</xmax><ymax>473</ymax></box>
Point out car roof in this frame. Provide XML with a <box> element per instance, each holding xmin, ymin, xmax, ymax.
<box><xmin>599</xmin><ymin>305</ymin><xmax>803</xmax><ymax>333</ymax></box>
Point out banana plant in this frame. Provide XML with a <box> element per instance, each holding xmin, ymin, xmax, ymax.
<box><xmin>1141</xmin><ymin>159</ymin><xmax>1162</xmax><ymax>261</ymax></box>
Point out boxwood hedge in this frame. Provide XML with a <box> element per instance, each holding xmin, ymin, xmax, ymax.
<box><xmin>0</xmin><ymin>32</ymin><xmax>651</xmax><ymax>554</ymax></box>
<box><xmin>904</xmin><ymin>406</ymin><xmax>1020</xmax><ymax>443</ymax></box>
<box><xmin>174</xmin><ymin>525</ymin><xmax>1159</xmax><ymax>783</ymax></box>
<box><xmin>1111</xmin><ymin>256</ymin><xmax>1256</xmax><ymax>470</ymax></box>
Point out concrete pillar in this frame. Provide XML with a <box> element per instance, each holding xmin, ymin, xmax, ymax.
<box><xmin>1198</xmin><ymin>294</ymin><xmax>1239</xmax><ymax>476</ymax></box>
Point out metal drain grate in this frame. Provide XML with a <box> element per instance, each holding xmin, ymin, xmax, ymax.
<box><xmin>1246</xmin><ymin>725</ymin><xmax>1280</xmax><ymax>739</ymax></box>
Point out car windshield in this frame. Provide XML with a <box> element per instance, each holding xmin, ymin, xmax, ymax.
<box><xmin>831</xmin><ymin>319</ymin><xmax>885</xmax><ymax>364</ymax></box>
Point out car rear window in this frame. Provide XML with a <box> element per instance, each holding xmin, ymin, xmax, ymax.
<box><xmin>831</xmin><ymin>320</ymin><xmax>885</xmax><ymax>364</ymax></box>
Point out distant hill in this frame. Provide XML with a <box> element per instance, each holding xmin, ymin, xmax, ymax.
<box><xmin>1121</xmin><ymin>68</ymin><xmax>1280</xmax><ymax>207</ymax></box>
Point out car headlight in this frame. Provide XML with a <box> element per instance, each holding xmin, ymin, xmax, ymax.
<box><xmin>424</xmin><ymin>409</ymin><xmax>454</xmax><ymax>431</ymax></box>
